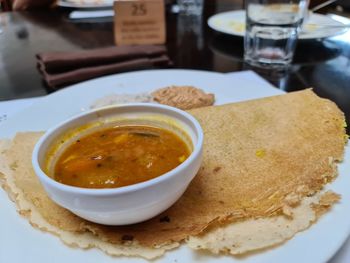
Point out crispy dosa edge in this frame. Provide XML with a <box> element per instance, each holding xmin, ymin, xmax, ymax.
<box><xmin>186</xmin><ymin>191</ymin><xmax>340</xmax><ymax>255</ymax></box>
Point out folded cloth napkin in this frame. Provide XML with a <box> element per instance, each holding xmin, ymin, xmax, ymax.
<box><xmin>36</xmin><ymin>45</ymin><xmax>172</xmax><ymax>89</ymax></box>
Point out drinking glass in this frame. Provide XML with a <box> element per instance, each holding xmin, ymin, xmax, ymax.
<box><xmin>177</xmin><ymin>0</ymin><xmax>203</xmax><ymax>16</ymax></box>
<box><xmin>244</xmin><ymin>0</ymin><xmax>308</xmax><ymax>68</ymax></box>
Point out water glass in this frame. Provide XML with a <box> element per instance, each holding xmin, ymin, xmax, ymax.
<box><xmin>244</xmin><ymin>0</ymin><xmax>308</xmax><ymax>68</ymax></box>
<box><xmin>177</xmin><ymin>0</ymin><xmax>203</xmax><ymax>16</ymax></box>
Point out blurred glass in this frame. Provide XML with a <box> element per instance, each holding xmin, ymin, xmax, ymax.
<box><xmin>244</xmin><ymin>0</ymin><xmax>308</xmax><ymax>69</ymax></box>
<box><xmin>177</xmin><ymin>0</ymin><xmax>203</xmax><ymax>16</ymax></box>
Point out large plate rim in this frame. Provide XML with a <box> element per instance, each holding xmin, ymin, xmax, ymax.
<box><xmin>0</xmin><ymin>69</ymin><xmax>349</xmax><ymax>263</ymax></box>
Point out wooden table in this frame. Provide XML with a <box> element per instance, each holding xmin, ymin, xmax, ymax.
<box><xmin>0</xmin><ymin>2</ymin><xmax>350</xmax><ymax>129</ymax></box>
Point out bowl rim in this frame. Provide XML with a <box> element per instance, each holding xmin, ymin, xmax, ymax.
<box><xmin>32</xmin><ymin>103</ymin><xmax>203</xmax><ymax>196</ymax></box>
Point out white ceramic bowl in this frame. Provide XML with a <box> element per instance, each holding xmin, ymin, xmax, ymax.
<box><xmin>32</xmin><ymin>103</ymin><xmax>203</xmax><ymax>225</ymax></box>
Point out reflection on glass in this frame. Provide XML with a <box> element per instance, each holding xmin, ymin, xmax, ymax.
<box><xmin>243</xmin><ymin>63</ymin><xmax>291</xmax><ymax>90</ymax></box>
<box><xmin>176</xmin><ymin>13</ymin><xmax>203</xmax><ymax>66</ymax></box>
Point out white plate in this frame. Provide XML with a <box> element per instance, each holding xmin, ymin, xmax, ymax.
<box><xmin>58</xmin><ymin>0</ymin><xmax>114</xmax><ymax>8</ymax></box>
<box><xmin>0</xmin><ymin>69</ymin><xmax>349</xmax><ymax>263</ymax></box>
<box><xmin>208</xmin><ymin>10</ymin><xmax>349</xmax><ymax>40</ymax></box>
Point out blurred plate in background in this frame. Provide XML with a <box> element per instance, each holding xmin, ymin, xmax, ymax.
<box><xmin>208</xmin><ymin>10</ymin><xmax>349</xmax><ymax>40</ymax></box>
<box><xmin>57</xmin><ymin>0</ymin><xmax>114</xmax><ymax>8</ymax></box>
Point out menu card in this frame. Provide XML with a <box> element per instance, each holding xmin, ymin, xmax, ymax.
<box><xmin>114</xmin><ymin>0</ymin><xmax>166</xmax><ymax>45</ymax></box>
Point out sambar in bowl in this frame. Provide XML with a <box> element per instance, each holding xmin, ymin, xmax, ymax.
<box><xmin>32</xmin><ymin>103</ymin><xmax>203</xmax><ymax>225</ymax></box>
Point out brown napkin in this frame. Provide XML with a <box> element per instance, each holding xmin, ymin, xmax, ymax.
<box><xmin>36</xmin><ymin>45</ymin><xmax>172</xmax><ymax>89</ymax></box>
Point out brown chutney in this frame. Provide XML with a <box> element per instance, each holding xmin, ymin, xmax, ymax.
<box><xmin>53</xmin><ymin>125</ymin><xmax>191</xmax><ymax>189</ymax></box>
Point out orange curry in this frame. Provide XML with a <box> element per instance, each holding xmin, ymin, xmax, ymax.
<box><xmin>53</xmin><ymin>125</ymin><xmax>191</xmax><ymax>189</ymax></box>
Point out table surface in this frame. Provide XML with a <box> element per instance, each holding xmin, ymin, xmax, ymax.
<box><xmin>0</xmin><ymin>2</ymin><xmax>350</xmax><ymax>262</ymax></box>
<box><xmin>1</xmin><ymin>3</ymin><xmax>350</xmax><ymax>129</ymax></box>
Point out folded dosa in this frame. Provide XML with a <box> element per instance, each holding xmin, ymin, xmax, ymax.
<box><xmin>0</xmin><ymin>90</ymin><xmax>346</xmax><ymax>257</ymax></box>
